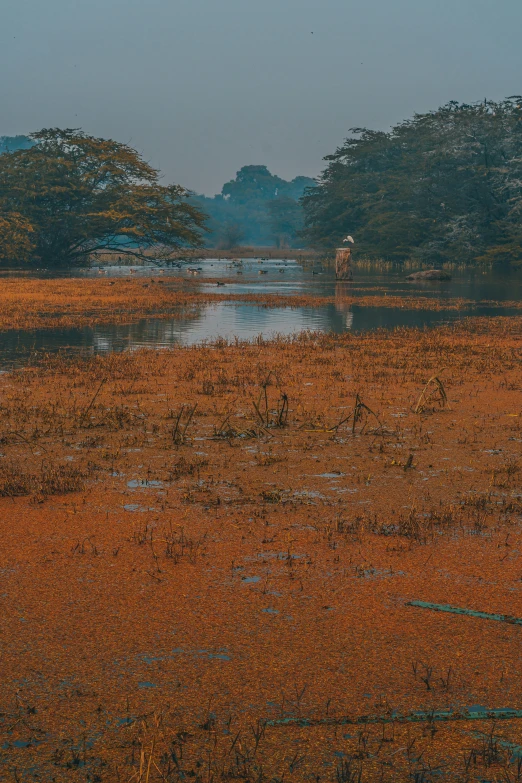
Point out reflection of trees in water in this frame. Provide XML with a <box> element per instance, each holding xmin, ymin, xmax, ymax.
<box><xmin>0</xmin><ymin>326</ymin><xmax>96</xmax><ymax>367</ymax></box>
<box><xmin>3</xmin><ymin>279</ymin><xmax>514</xmax><ymax>369</ymax></box>
<box><xmin>334</xmin><ymin>282</ymin><xmax>354</xmax><ymax>330</ymax></box>
<box><xmin>92</xmin><ymin>309</ymin><xmax>202</xmax><ymax>353</ymax></box>
<box><xmin>0</xmin><ymin>308</ymin><xmax>205</xmax><ymax>367</ymax></box>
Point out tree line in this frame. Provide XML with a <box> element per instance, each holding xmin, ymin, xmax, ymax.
<box><xmin>0</xmin><ymin>134</ymin><xmax>312</xmax><ymax>267</ymax></box>
<box><xmin>302</xmin><ymin>98</ymin><xmax>522</xmax><ymax>266</ymax></box>
<box><xmin>191</xmin><ymin>165</ymin><xmax>314</xmax><ymax>249</ymax></box>
<box><xmin>0</xmin><ymin>129</ymin><xmax>205</xmax><ymax>267</ymax></box>
<box><xmin>3</xmin><ymin>99</ymin><xmax>522</xmax><ymax>267</ymax></box>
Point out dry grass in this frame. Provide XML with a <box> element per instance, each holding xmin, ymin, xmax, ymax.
<box><xmin>0</xmin><ymin>460</ymin><xmax>86</xmax><ymax>498</ymax></box>
<box><xmin>1</xmin><ymin>316</ymin><xmax>522</xmax><ymax>780</ymax></box>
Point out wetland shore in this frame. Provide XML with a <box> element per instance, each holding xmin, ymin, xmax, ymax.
<box><xmin>1</xmin><ymin>276</ymin><xmax>521</xmax><ymax>334</ymax></box>
<box><xmin>1</xmin><ymin>313</ymin><xmax>522</xmax><ymax>780</ymax></box>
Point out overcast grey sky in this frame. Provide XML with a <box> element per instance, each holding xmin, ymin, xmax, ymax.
<box><xmin>1</xmin><ymin>0</ymin><xmax>521</xmax><ymax>194</ymax></box>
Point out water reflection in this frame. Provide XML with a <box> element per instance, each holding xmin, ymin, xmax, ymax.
<box><xmin>334</xmin><ymin>282</ymin><xmax>355</xmax><ymax>330</ymax></box>
<box><xmin>0</xmin><ymin>259</ymin><xmax>521</xmax><ymax>368</ymax></box>
<box><xmin>70</xmin><ymin>257</ymin><xmax>522</xmax><ymax>303</ymax></box>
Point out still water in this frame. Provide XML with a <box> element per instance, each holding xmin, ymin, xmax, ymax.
<box><xmin>1</xmin><ymin>258</ymin><xmax>521</xmax><ymax>366</ymax></box>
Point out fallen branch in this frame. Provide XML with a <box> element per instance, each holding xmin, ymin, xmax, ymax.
<box><xmin>267</xmin><ymin>707</ymin><xmax>522</xmax><ymax>729</ymax></box>
<box><xmin>406</xmin><ymin>599</ymin><xmax>522</xmax><ymax>626</ymax></box>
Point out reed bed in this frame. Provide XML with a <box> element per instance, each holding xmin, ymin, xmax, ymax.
<box><xmin>346</xmin><ymin>257</ymin><xmax>495</xmax><ymax>273</ymax></box>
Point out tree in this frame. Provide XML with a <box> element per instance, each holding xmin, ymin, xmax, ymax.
<box><xmin>216</xmin><ymin>222</ymin><xmax>245</xmax><ymax>250</ymax></box>
<box><xmin>266</xmin><ymin>197</ymin><xmax>303</xmax><ymax>247</ymax></box>
<box><xmin>191</xmin><ymin>166</ymin><xmax>315</xmax><ymax>247</ymax></box>
<box><xmin>222</xmin><ymin>165</ymin><xmax>283</xmax><ymax>203</ymax></box>
<box><xmin>302</xmin><ymin>98</ymin><xmax>522</xmax><ymax>265</ymax></box>
<box><xmin>0</xmin><ymin>128</ymin><xmax>206</xmax><ymax>267</ymax></box>
<box><xmin>0</xmin><ymin>214</ymin><xmax>35</xmax><ymax>265</ymax></box>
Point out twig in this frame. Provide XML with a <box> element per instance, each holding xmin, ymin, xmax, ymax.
<box><xmin>79</xmin><ymin>377</ymin><xmax>107</xmax><ymax>426</ymax></box>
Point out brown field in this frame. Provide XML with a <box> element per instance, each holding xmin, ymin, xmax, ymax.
<box><xmin>1</xmin><ymin>315</ymin><xmax>522</xmax><ymax>780</ymax></box>
<box><xmin>0</xmin><ymin>277</ymin><xmax>515</xmax><ymax>333</ymax></box>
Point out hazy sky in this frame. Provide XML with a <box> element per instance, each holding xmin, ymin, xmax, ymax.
<box><xmin>2</xmin><ymin>0</ymin><xmax>521</xmax><ymax>194</ymax></box>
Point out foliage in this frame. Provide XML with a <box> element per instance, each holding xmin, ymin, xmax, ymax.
<box><xmin>192</xmin><ymin>165</ymin><xmax>314</xmax><ymax>247</ymax></box>
<box><xmin>0</xmin><ymin>128</ymin><xmax>206</xmax><ymax>267</ymax></box>
<box><xmin>0</xmin><ymin>213</ymin><xmax>35</xmax><ymax>265</ymax></box>
<box><xmin>221</xmin><ymin>165</ymin><xmax>312</xmax><ymax>204</ymax></box>
<box><xmin>302</xmin><ymin>98</ymin><xmax>522</xmax><ymax>265</ymax></box>
<box><xmin>267</xmin><ymin>197</ymin><xmax>303</xmax><ymax>247</ymax></box>
<box><xmin>216</xmin><ymin>222</ymin><xmax>245</xmax><ymax>250</ymax></box>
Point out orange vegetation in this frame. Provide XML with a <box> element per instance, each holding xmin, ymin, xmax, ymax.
<box><xmin>1</xmin><ymin>317</ymin><xmax>522</xmax><ymax>780</ymax></box>
<box><xmin>0</xmin><ymin>276</ymin><xmax>514</xmax><ymax>333</ymax></box>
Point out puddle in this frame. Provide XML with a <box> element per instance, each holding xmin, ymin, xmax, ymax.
<box><xmin>2</xmin><ymin>739</ymin><xmax>46</xmax><ymax>750</ymax></box>
<box><xmin>127</xmin><ymin>479</ymin><xmax>164</xmax><ymax>488</ymax></box>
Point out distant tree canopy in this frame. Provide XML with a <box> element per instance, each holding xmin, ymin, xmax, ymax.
<box><xmin>192</xmin><ymin>165</ymin><xmax>315</xmax><ymax>247</ymax></box>
<box><xmin>0</xmin><ymin>135</ymin><xmax>34</xmax><ymax>153</ymax></box>
<box><xmin>0</xmin><ymin>128</ymin><xmax>206</xmax><ymax>267</ymax></box>
<box><xmin>267</xmin><ymin>197</ymin><xmax>303</xmax><ymax>248</ymax></box>
<box><xmin>216</xmin><ymin>223</ymin><xmax>245</xmax><ymax>251</ymax></box>
<box><xmin>302</xmin><ymin>98</ymin><xmax>522</xmax><ymax>265</ymax></box>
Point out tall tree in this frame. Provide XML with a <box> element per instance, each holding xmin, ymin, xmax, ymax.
<box><xmin>0</xmin><ymin>214</ymin><xmax>35</xmax><ymax>264</ymax></box>
<box><xmin>222</xmin><ymin>165</ymin><xmax>284</xmax><ymax>203</ymax></box>
<box><xmin>0</xmin><ymin>128</ymin><xmax>206</xmax><ymax>267</ymax></box>
<box><xmin>302</xmin><ymin>98</ymin><xmax>522</xmax><ymax>265</ymax></box>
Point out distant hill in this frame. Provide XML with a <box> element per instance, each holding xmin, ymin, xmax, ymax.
<box><xmin>191</xmin><ymin>165</ymin><xmax>315</xmax><ymax>248</ymax></box>
<box><xmin>0</xmin><ymin>135</ymin><xmax>34</xmax><ymax>153</ymax></box>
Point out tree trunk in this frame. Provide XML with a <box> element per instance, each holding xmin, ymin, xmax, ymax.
<box><xmin>335</xmin><ymin>248</ymin><xmax>352</xmax><ymax>280</ymax></box>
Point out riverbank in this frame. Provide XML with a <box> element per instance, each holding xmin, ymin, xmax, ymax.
<box><xmin>2</xmin><ymin>317</ymin><xmax>522</xmax><ymax>780</ymax></box>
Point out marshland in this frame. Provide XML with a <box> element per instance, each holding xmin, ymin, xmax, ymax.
<box><xmin>2</xmin><ymin>255</ymin><xmax>522</xmax><ymax>780</ymax></box>
<box><xmin>2</xmin><ymin>261</ymin><xmax>522</xmax><ymax>366</ymax></box>
<box><xmin>3</xmin><ymin>33</ymin><xmax>522</xmax><ymax>777</ymax></box>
